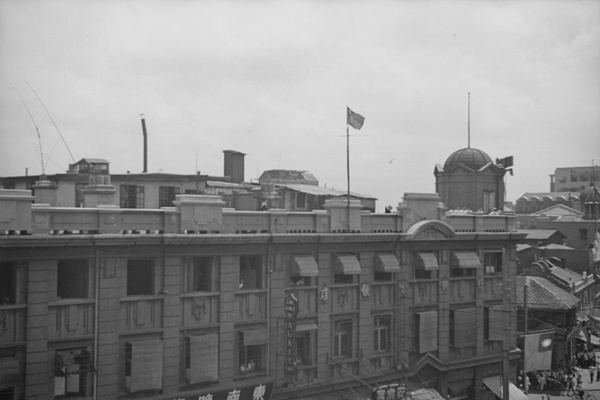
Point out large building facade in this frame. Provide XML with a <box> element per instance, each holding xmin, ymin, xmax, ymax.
<box><xmin>0</xmin><ymin>186</ymin><xmax>524</xmax><ymax>400</ymax></box>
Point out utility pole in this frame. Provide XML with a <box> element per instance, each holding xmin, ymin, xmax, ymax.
<box><xmin>502</xmin><ymin>246</ymin><xmax>510</xmax><ymax>400</ymax></box>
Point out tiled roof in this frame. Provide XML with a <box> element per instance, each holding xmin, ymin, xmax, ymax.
<box><xmin>516</xmin><ymin>276</ymin><xmax>579</xmax><ymax>311</ymax></box>
<box><xmin>278</xmin><ymin>184</ymin><xmax>376</xmax><ymax>200</ymax></box>
<box><xmin>532</xmin><ymin>204</ymin><xmax>584</xmax><ymax>217</ymax></box>
<box><xmin>518</xmin><ymin>229</ymin><xmax>564</xmax><ymax>240</ymax></box>
<box><xmin>540</xmin><ymin>244</ymin><xmax>575</xmax><ymax>251</ymax></box>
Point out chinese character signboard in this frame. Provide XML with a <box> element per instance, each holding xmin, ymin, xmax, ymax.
<box><xmin>283</xmin><ymin>292</ymin><xmax>299</xmax><ymax>377</ymax></box>
<box><xmin>168</xmin><ymin>382</ymin><xmax>273</xmax><ymax>400</ymax></box>
<box><xmin>371</xmin><ymin>383</ymin><xmax>409</xmax><ymax>400</ymax></box>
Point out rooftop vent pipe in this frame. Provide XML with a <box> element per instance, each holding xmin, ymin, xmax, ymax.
<box><xmin>141</xmin><ymin>114</ymin><xmax>147</xmax><ymax>173</ymax></box>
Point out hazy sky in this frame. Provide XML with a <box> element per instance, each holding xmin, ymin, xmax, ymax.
<box><xmin>1</xmin><ymin>0</ymin><xmax>599</xmax><ymax>211</ymax></box>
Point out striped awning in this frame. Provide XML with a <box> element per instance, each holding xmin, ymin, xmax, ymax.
<box><xmin>417</xmin><ymin>252</ymin><xmax>439</xmax><ymax>271</ymax></box>
<box><xmin>292</xmin><ymin>255</ymin><xmax>319</xmax><ymax>277</ymax></box>
<box><xmin>376</xmin><ymin>253</ymin><xmax>400</xmax><ymax>273</ymax></box>
<box><xmin>335</xmin><ymin>254</ymin><xmax>361</xmax><ymax>275</ymax></box>
<box><xmin>452</xmin><ymin>251</ymin><xmax>481</xmax><ymax>269</ymax></box>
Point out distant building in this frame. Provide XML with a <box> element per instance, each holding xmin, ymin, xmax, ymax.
<box><xmin>515</xmin><ymin>192</ymin><xmax>580</xmax><ymax>215</ymax></box>
<box><xmin>434</xmin><ymin>148</ymin><xmax>509</xmax><ymax>213</ymax></box>
<box><xmin>550</xmin><ymin>166</ymin><xmax>600</xmax><ymax>192</ymax></box>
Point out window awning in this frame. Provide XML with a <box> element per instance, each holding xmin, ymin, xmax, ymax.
<box><xmin>417</xmin><ymin>252</ymin><xmax>439</xmax><ymax>271</ymax></box>
<box><xmin>242</xmin><ymin>328</ymin><xmax>269</xmax><ymax>346</ymax></box>
<box><xmin>452</xmin><ymin>251</ymin><xmax>481</xmax><ymax>269</ymax></box>
<box><xmin>0</xmin><ymin>357</ymin><xmax>20</xmax><ymax>391</ymax></box>
<box><xmin>483</xmin><ymin>375</ymin><xmax>528</xmax><ymax>400</ymax></box>
<box><xmin>335</xmin><ymin>254</ymin><xmax>361</xmax><ymax>275</ymax></box>
<box><xmin>376</xmin><ymin>253</ymin><xmax>400</xmax><ymax>273</ymax></box>
<box><xmin>292</xmin><ymin>255</ymin><xmax>319</xmax><ymax>277</ymax></box>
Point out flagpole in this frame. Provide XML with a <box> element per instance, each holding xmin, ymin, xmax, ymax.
<box><xmin>346</xmin><ymin>122</ymin><xmax>351</xmax><ymax>232</ymax></box>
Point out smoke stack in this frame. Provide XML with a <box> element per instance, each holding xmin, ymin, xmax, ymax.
<box><xmin>141</xmin><ymin>114</ymin><xmax>148</xmax><ymax>173</ymax></box>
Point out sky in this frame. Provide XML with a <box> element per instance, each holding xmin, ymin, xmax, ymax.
<box><xmin>0</xmin><ymin>0</ymin><xmax>599</xmax><ymax>212</ymax></box>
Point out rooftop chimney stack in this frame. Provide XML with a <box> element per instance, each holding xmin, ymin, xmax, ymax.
<box><xmin>141</xmin><ymin>114</ymin><xmax>148</xmax><ymax>173</ymax></box>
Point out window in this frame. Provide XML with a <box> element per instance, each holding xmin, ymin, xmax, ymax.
<box><xmin>333</xmin><ymin>254</ymin><xmax>360</xmax><ymax>284</ymax></box>
<box><xmin>332</xmin><ymin>318</ymin><xmax>354</xmax><ymax>359</ymax></box>
<box><xmin>185</xmin><ymin>334</ymin><xmax>219</xmax><ymax>384</ymax></box>
<box><xmin>296</xmin><ymin>192</ymin><xmax>306</xmax><ymax>208</ymax></box>
<box><xmin>450</xmin><ymin>252</ymin><xmax>479</xmax><ymax>278</ymax></box>
<box><xmin>290</xmin><ymin>255</ymin><xmax>318</xmax><ymax>286</ymax></box>
<box><xmin>451</xmin><ymin>308</ymin><xmax>477</xmax><ymax>348</ymax></box>
<box><xmin>120</xmin><ymin>185</ymin><xmax>145</xmax><ymax>209</ymax></box>
<box><xmin>186</xmin><ymin>257</ymin><xmax>217</xmax><ymax>292</ymax></box>
<box><xmin>238</xmin><ymin>330</ymin><xmax>267</xmax><ymax>375</ymax></box>
<box><xmin>373</xmin><ymin>315</ymin><xmax>392</xmax><ymax>353</ymax></box>
<box><xmin>484</xmin><ymin>306</ymin><xmax>503</xmax><ymax>341</ymax></box>
<box><xmin>75</xmin><ymin>183</ymin><xmax>86</xmax><ymax>207</ymax></box>
<box><xmin>239</xmin><ymin>256</ymin><xmax>262</xmax><ymax>290</ymax></box>
<box><xmin>125</xmin><ymin>340</ymin><xmax>163</xmax><ymax>392</ymax></box>
<box><xmin>414</xmin><ymin>252</ymin><xmax>438</xmax><ymax>280</ymax></box>
<box><xmin>483</xmin><ymin>252</ymin><xmax>503</xmax><ymax>275</ymax></box>
<box><xmin>54</xmin><ymin>347</ymin><xmax>93</xmax><ymax>398</ymax></box>
<box><xmin>57</xmin><ymin>259</ymin><xmax>89</xmax><ymax>299</ymax></box>
<box><xmin>374</xmin><ymin>253</ymin><xmax>399</xmax><ymax>281</ymax></box>
<box><xmin>483</xmin><ymin>191</ymin><xmax>496</xmax><ymax>213</ymax></box>
<box><xmin>0</xmin><ymin>263</ymin><xmax>17</xmax><ymax>305</ymax></box>
<box><xmin>295</xmin><ymin>328</ymin><xmax>317</xmax><ymax>366</ymax></box>
<box><xmin>127</xmin><ymin>259</ymin><xmax>154</xmax><ymax>296</ymax></box>
<box><xmin>580</xmin><ymin>229</ymin><xmax>588</xmax><ymax>241</ymax></box>
<box><xmin>159</xmin><ymin>186</ymin><xmax>180</xmax><ymax>208</ymax></box>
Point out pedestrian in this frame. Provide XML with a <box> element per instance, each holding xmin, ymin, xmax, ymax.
<box><xmin>590</xmin><ymin>363</ymin><xmax>596</xmax><ymax>383</ymax></box>
<box><xmin>576</xmin><ymin>380</ymin><xmax>585</xmax><ymax>399</ymax></box>
<box><xmin>596</xmin><ymin>362</ymin><xmax>600</xmax><ymax>381</ymax></box>
<box><xmin>567</xmin><ymin>373</ymin><xmax>575</xmax><ymax>395</ymax></box>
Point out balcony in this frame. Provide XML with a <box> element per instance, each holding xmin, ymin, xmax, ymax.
<box><xmin>48</xmin><ymin>300</ymin><xmax>95</xmax><ymax>338</ymax></box>
<box><xmin>236</xmin><ymin>290</ymin><xmax>267</xmax><ymax>322</ymax></box>
<box><xmin>119</xmin><ymin>296</ymin><xmax>163</xmax><ymax>331</ymax></box>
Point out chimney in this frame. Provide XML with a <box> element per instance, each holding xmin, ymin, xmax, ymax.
<box><xmin>223</xmin><ymin>150</ymin><xmax>245</xmax><ymax>183</ymax></box>
<box><xmin>141</xmin><ymin>114</ymin><xmax>148</xmax><ymax>173</ymax></box>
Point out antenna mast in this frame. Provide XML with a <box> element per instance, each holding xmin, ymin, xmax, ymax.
<box><xmin>25</xmin><ymin>80</ymin><xmax>76</xmax><ymax>163</ymax></box>
<box><xmin>14</xmin><ymin>87</ymin><xmax>45</xmax><ymax>175</ymax></box>
<box><xmin>468</xmin><ymin>92</ymin><xmax>471</xmax><ymax>148</ymax></box>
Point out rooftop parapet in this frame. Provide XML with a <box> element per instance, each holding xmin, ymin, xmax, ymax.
<box><xmin>0</xmin><ymin>190</ymin><xmax>519</xmax><ymax>236</ymax></box>
<box><xmin>0</xmin><ymin>189</ymin><xmax>34</xmax><ymax>233</ymax></box>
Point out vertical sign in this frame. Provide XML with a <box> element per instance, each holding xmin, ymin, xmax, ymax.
<box><xmin>283</xmin><ymin>292</ymin><xmax>299</xmax><ymax>377</ymax></box>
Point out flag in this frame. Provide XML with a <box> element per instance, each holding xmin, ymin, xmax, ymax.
<box><xmin>347</xmin><ymin>107</ymin><xmax>365</xmax><ymax>130</ymax></box>
<box><xmin>523</xmin><ymin>331</ymin><xmax>555</xmax><ymax>372</ymax></box>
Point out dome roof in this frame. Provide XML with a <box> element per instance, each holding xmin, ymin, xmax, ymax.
<box><xmin>443</xmin><ymin>148</ymin><xmax>492</xmax><ymax>171</ymax></box>
<box><xmin>580</xmin><ymin>184</ymin><xmax>600</xmax><ymax>204</ymax></box>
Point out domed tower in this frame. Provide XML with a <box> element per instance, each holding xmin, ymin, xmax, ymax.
<box><xmin>580</xmin><ymin>184</ymin><xmax>600</xmax><ymax>220</ymax></box>
<box><xmin>434</xmin><ymin>147</ymin><xmax>508</xmax><ymax>212</ymax></box>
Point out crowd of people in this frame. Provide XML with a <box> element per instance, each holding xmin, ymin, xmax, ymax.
<box><xmin>518</xmin><ymin>348</ymin><xmax>599</xmax><ymax>397</ymax></box>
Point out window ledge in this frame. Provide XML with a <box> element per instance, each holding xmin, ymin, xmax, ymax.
<box><xmin>180</xmin><ymin>291</ymin><xmax>220</xmax><ymax>298</ymax></box>
<box><xmin>48</xmin><ymin>298</ymin><xmax>95</xmax><ymax>307</ymax></box>
<box><xmin>120</xmin><ymin>294</ymin><xmax>163</xmax><ymax>302</ymax></box>
<box><xmin>0</xmin><ymin>303</ymin><xmax>27</xmax><ymax>310</ymax></box>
